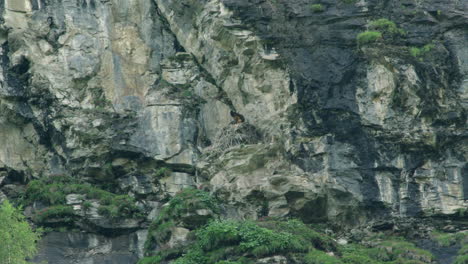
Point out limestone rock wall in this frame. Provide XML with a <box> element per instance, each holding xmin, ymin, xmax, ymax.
<box><xmin>0</xmin><ymin>0</ymin><xmax>466</xmax><ymax>263</ymax></box>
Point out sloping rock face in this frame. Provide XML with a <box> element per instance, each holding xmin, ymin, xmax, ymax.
<box><xmin>0</xmin><ymin>0</ymin><xmax>466</xmax><ymax>262</ymax></box>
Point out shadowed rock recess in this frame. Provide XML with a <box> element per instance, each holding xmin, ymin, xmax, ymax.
<box><xmin>0</xmin><ymin>0</ymin><xmax>466</xmax><ymax>263</ymax></box>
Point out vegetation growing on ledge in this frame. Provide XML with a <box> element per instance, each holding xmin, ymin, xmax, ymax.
<box><xmin>454</xmin><ymin>244</ymin><xmax>468</xmax><ymax>264</ymax></box>
<box><xmin>357</xmin><ymin>31</ymin><xmax>382</xmax><ymax>45</ymax></box>
<box><xmin>310</xmin><ymin>4</ymin><xmax>325</xmax><ymax>12</ymax></box>
<box><xmin>142</xmin><ymin>219</ymin><xmax>332</xmax><ymax>264</ymax></box>
<box><xmin>431</xmin><ymin>230</ymin><xmax>468</xmax><ymax>264</ymax></box>
<box><xmin>357</xmin><ymin>18</ymin><xmax>405</xmax><ymax>46</ymax></box>
<box><xmin>141</xmin><ymin>192</ymin><xmax>436</xmax><ymax>264</ymax></box>
<box><xmin>22</xmin><ymin>176</ymin><xmax>143</xmax><ymax>222</ymax></box>
<box><xmin>431</xmin><ymin>230</ymin><xmax>467</xmax><ymax>247</ymax></box>
<box><xmin>409</xmin><ymin>44</ymin><xmax>435</xmax><ymax>59</ymax></box>
<box><xmin>369</xmin><ymin>19</ymin><xmax>406</xmax><ymax>36</ymax></box>
<box><xmin>141</xmin><ymin>213</ymin><xmax>435</xmax><ymax>264</ymax></box>
<box><xmin>144</xmin><ymin>188</ymin><xmax>221</xmax><ymax>254</ymax></box>
<box><xmin>33</xmin><ymin>205</ymin><xmax>75</xmax><ymax>223</ymax></box>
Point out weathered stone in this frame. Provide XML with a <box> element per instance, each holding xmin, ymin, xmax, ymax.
<box><xmin>257</xmin><ymin>255</ymin><xmax>288</xmax><ymax>264</ymax></box>
<box><xmin>66</xmin><ymin>194</ymin><xmax>84</xmax><ymax>205</ymax></box>
<box><xmin>167</xmin><ymin>227</ymin><xmax>190</xmax><ymax>249</ymax></box>
<box><xmin>0</xmin><ymin>0</ymin><xmax>466</xmax><ymax>262</ymax></box>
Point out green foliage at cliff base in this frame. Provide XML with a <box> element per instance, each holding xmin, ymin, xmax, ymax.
<box><xmin>142</xmin><ymin>219</ymin><xmax>434</xmax><ymax>264</ymax></box>
<box><xmin>141</xmin><ymin>189</ymin><xmax>435</xmax><ymax>264</ymax></box>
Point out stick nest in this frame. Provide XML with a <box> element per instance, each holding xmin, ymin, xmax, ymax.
<box><xmin>212</xmin><ymin>123</ymin><xmax>261</xmax><ymax>149</ymax></box>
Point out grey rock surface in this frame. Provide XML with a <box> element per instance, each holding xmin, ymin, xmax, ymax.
<box><xmin>0</xmin><ymin>0</ymin><xmax>466</xmax><ymax>263</ymax></box>
<box><xmin>33</xmin><ymin>231</ymin><xmax>146</xmax><ymax>264</ymax></box>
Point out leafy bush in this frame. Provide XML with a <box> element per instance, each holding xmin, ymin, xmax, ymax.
<box><xmin>141</xmin><ymin>215</ymin><xmax>435</xmax><ymax>264</ymax></box>
<box><xmin>0</xmin><ymin>200</ymin><xmax>42</xmax><ymax>264</ymax></box>
<box><xmin>454</xmin><ymin>244</ymin><xmax>468</xmax><ymax>264</ymax></box>
<box><xmin>305</xmin><ymin>249</ymin><xmax>343</xmax><ymax>264</ymax></box>
<box><xmin>431</xmin><ymin>231</ymin><xmax>467</xmax><ymax>247</ymax></box>
<box><xmin>145</xmin><ymin>189</ymin><xmax>221</xmax><ymax>253</ymax></box>
<box><xmin>170</xmin><ymin>220</ymin><xmax>308</xmax><ymax>263</ymax></box>
<box><xmin>273</xmin><ymin>219</ymin><xmax>336</xmax><ymax>251</ymax></box>
<box><xmin>235</xmin><ymin>221</ymin><xmax>308</xmax><ymax>256</ymax></box>
<box><xmin>33</xmin><ymin>205</ymin><xmax>75</xmax><ymax>223</ymax></box>
<box><xmin>357</xmin><ymin>31</ymin><xmax>382</xmax><ymax>45</ymax></box>
<box><xmin>341</xmin><ymin>245</ymin><xmax>385</xmax><ymax>264</ymax></box>
<box><xmin>137</xmin><ymin>255</ymin><xmax>163</xmax><ymax>264</ymax></box>
<box><xmin>369</xmin><ymin>19</ymin><xmax>406</xmax><ymax>35</ymax></box>
<box><xmin>410</xmin><ymin>44</ymin><xmax>435</xmax><ymax>58</ymax></box>
<box><xmin>173</xmin><ymin>247</ymin><xmax>208</xmax><ymax>264</ymax></box>
<box><xmin>379</xmin><ymin>239</ymin><xmax>434</xmax><ymax>262</ymax></box>
<box><xmin>454</xmin><ymin>255</ymin><xmax>468</xmax><ymax>264</ymax></box>
<box><xmin>197</xmin><ymin>220</ymin><xmax>241</xmax><ymax>251</ymax></box>
<box><xmin>311</xmin><ymin>4</ymin><xmax>325</xmax><ymax>12</ymax></box>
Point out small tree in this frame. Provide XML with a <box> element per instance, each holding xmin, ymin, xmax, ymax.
<box><xmin>0</xmin><ymin>200</ymin><xmax>42</xmax><ymax>264</ymax></box>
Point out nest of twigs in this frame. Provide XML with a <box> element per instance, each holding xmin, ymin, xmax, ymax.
<box><xmin>212</xmin><ymin>122</ymin><xmax>261</xmax><ymax>149</ymax></box>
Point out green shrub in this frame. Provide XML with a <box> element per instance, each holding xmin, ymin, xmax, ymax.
<box><xmin>0</xmin><ymin>200</ymin><xmax>42</xmax><ymax>264</ymax></box>
<box><xmin>341</xmin><ymin>245</ymin><xmax>384</xmax><ymax>264</ymax></box>
<box><xmin>275</xmin><ymin>219</ymin><xmax>336</xmax><ymax>251</ymax></box>
<box><xmin>144</xmin><ymin>218</ymin><xmax>322</xmax><ymax>263</ymax></box>
<box><xmin>137</xmin><ymin>255</ymin><xmax>163</xmax><ymax>264</ymax></box>
<box><xmin>304</xmin><ymin>249</ymin><xmax>343</xmax><ymax>264</ymax></box>
<box><xmin>141</xmin><ymin>216</ymin><xmax>437</xmax><ymax>264</ymax></box>
<box><xmin>454</xmin><ymin>244</ymin><xmax>468</xmax><ymax>264</ymax></box>
<box><xmin>167</xmin><ymin>220</ymin><xmax>309</xmax><ymax>263</ymax></box>
<box><xmin>454</xmin><ymin>255</ymin><xmax>468</xmax><ymax>264</ymax></box>
<box><xmin>410</xmin><ymin>44</ymin><xmax>435</xmax><ymax>58</ymax></box>
<box><xmin>311</xmin><ymin>4</ymin><xmax>325</xmax><ymax>12</ymax></box>
<box><xmin>410</xmin><ymin>47</ymin><xmax>422</xmax><ymax>57</ymax></box>
<box><xmin>241</xmin><ymin>221</ymin><xmax>308</xmax><ymax>256</ymax></box>
<box><xmin>197</xmin><ymin>220</ymin><xmax>241</xmax><ymax>251</ymax></box>
<box><xmin>173</xmin><ymin>248</ymin><xmax>208</xmax><ymax>264</ymax></box>
<box><xmin>431</xmin><ymin>231</ymin><xmax>467</xmax><ymax>247</ymax></box>
<box><xmin>145</xmin><ymin>189</ymin><xmax>221</xmax><ymax>254</ymax></box>
<box><xmin>33</xmin><ymin>205</ymin><xmax>75</xmax><ymax>223</ymax></box>
<box><xmin>369</xmin><ymin>18</ymin><xmax>406</xmax><ymax>35</ymax></box>
<box><xmin>357</xmin><ymin>31</ymin><xmax>382</xmax><ymax>45</ymax></box>
<box><xmin>198</xmin><ymin>220</ymin><xmax>308</xmax><ymax>257</ymax></box>
<box><xmin>459</xmin><ymin>244</ymin><xmax>468</xmax><ymax>255</ymax></box>
<box><xmin>379</xmin><ymin>239</ymin><xmax>434</xmax><ymax>262</ymax></box>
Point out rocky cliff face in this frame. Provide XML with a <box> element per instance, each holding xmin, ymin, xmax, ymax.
<box><xmin>0</xmin><ymin>0</ymin><xmax>466</xmax><ymax>263</ymax></box>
